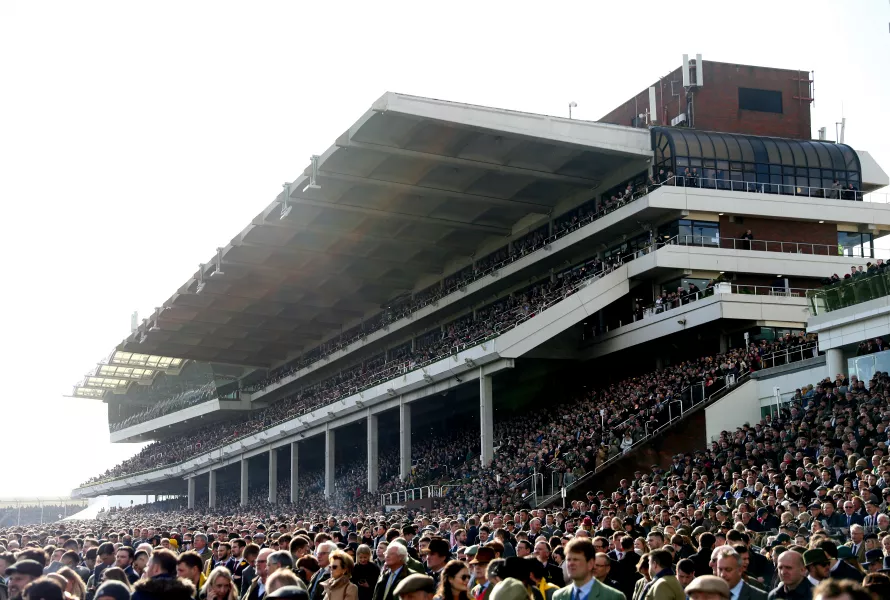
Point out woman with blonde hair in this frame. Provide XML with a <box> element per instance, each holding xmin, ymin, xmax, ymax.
<box><xmin>322</xmin><ymin>550</ymin><xmax>358</xmax><ymax>600</ymax></box>
<box><xmin>58</xmin><ymin>566</ymin><xmax>87</xmax><ymax>600</ymax></box>
<box><xmin>202</xmin><ymin>566</ymin><xmax>239</xmax><ymax>600</ymax></box>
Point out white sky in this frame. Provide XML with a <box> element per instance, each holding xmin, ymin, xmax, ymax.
<box><xmin>1</xmin><ymin>0</ymin><xmax>889</xmax><ymax>498</ymax></box>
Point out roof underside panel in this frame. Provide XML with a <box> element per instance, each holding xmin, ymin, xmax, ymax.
<box><xmin>122</xmin><ymin>93</ymin><xmax>651</xmax><ymax>367</ymax></box>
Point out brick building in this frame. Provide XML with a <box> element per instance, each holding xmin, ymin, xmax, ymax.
<box><xmin>599</xmin><ymin>60</ymin><xmax>813</xmax><ymax>140</ymax></box>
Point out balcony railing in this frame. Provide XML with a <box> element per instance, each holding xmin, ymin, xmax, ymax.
<box><xmin>668</xmin><ymin>175</ymin><xmax>887</xmax><ymax>203</ymax></box>
<box><xmin>808</xmin><ymin>270</ymin><xmax>890</xmax><ymax>315</ymax></box>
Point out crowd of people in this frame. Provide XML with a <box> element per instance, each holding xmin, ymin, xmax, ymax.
<box><xmin>110</xmin><ymin>383</ymin><xmax>219</xmax><ymax>433</ymax></box>
<box><xmin>85</xmin><ymin>247</ymin><xmax>662</xmax><ymax>481</ymax></box>
<box><xmin>248</xmin><ymin>176</ymin><xmax>665</xmax><ymax>396</ymax></box>
<box><xmin>0</xmin><ymin>506</ymin><xmax>87</xmax><ymax>529</ymax></box>
<box><xmin>7</xmin><ymin>365</ymin><xmax>890</xmax><ymax>599</ymax></box>
<box><xmin>83</xmin><ymin>332</ymin><xmax>815</xmax><ymax>518</ymax></box>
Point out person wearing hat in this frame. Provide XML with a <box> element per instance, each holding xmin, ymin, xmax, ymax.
<box><xmin>392</xmin><ymin>574</ymin><xmax>435</xmax><ymax>600</ymax></box>
<box><xmin>686</xmin><ymin>575</ymin><xmax>732</xmax><ymax>600</ymax></box>
<box><xmin>469</xmin><ymin>548</ymin><xmax>496</xmax><ymax>600</ymax></box>
<box><xmin>426</xmin><ymin>539</ymin><xmax>451</xmax><ymax>587</ymax></box>
<box><xmin>862</xmin><ymin>549</ymin><xmax>884</xmax><ymax>574</ymax></box>
<box><xmin>5</xmin><ymin>560</ymin><xmax>43</xmax><ymax>600</ymax></box>
<box><xmin>95</xmin><ymin>580</ymin><xmax>136</xmax><ymax>600</ymax></box>
<box><xmin>268</xmin><ymin>586</ymin><xmax>311</xmax><ymax>600</ymax></box>
<box><xmin>372</xmin><ymin>543</ymin><xmax>410</xmax><ymax>600</ymax></box>
<box><xmin>803</xmin><ymin>549</ymin><xmax>831</xmax><ymax>587</ymax></box>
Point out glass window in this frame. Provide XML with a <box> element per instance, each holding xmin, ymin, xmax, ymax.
<box><xmin>838</xmin><ymin>232</ymin><xmax>874</xmax><ymax>259</ymax></box>
<box><xmin>738</xmin><ymin>88</ymin><xmax>783</xmax><ymax>113</ymax></box>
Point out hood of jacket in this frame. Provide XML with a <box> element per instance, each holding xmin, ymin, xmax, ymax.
<box><xmin>132</xmin><ymin>574</ymin><xmax>196</xmax><ymax>600</ymax></box>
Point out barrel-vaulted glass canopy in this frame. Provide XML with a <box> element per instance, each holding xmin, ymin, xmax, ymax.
<box><xmin>652</xmin><ymin>127</ymin><xmax>861</xmax><ymax>192</ymax></box>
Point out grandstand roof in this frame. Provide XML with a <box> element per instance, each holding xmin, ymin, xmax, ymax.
<box><xmin>123</xmin><ymin>92</ymin><xmax>652</xmax><ymax>368</ymax></box>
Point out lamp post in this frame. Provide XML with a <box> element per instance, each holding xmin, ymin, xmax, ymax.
<box><xmin>569</xmin><ymin>101</ymin><xmax>577</xmax><ymax>119</ymax></box>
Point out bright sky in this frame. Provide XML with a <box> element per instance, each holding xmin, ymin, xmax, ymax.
<box><xmin>1</xmin><ymin>0</ymin><xmax>889</xmax><ymax>498</ymax></box>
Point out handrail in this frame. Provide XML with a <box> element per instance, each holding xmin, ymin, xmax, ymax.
<box><xmin>807</xmin><ymin>269</ymin><xmax>890</xmax><ymax>315</ymax></box>
<box><xmin>758</xmin><ymin>342</ymin><xmax>819</xmax><ymax>370</ymax></box>
<box><xmin>669</xmin><ymin>233</ymin><xmax>877</xmax><ymax>258</ymax></box>
<box><xmin>667</xmin><ymin>175</ymin><xmax>885</xmax><ymax>203</ymax></box>
<box><xmin>535</xmin><ymin>374</ymin><xmax>747</xmax><ymax>508</ymax></box>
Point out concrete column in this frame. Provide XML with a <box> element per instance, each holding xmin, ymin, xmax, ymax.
<box><xmin>826</xmin><ymin>348</ymin><xmax>845</xmax><ymax>378</ymax></box>
<box><xmin>187</xmin><ymin>477</ymin><xmax>196</xmax><ymax>509</ymax></box>
<box><xmin>719</xmin><ymin>333</ymin><xmax>729</xmax><ymax>354</ymax></box>
<box><xmin>268</xmin><ymin>448</ymin><xmax>278</xmax><ymax>504</ymax></box>
<box><xmin>240</xmin><ymin>457</ymin><xmax>248</xmax><ymax>507</ymax></box>
<box><xmin>399</xmin><ymin>399</ymin><xmax>411</xmax><ymax>481</ymax></box>
<box><xmin>290</xmin><ymin>442</ymin><xmax>299</xmax><ymax>503</ymax></box>
<box><xmin>367</xmin><ymin>411</ymin><xmax>379</xmax><ymax>494</ymax></box>
<box><xmin>480</xmin><ymin>370</ymin><xmax>494</xmax><ymax>466</ymax></box>
<box><xmin>325</xmin><ymin>426</ymin><xmax>335</xmax><ymax>499</ymax></box>
<box><xmin>208</xmin><ymin>470</ymin><xmax>217</xmax><ymax>509</ymax></box>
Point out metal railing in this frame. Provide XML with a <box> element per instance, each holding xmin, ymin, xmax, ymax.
<box><xmin>808</xmin><ymin>270</ymin><xmax>890</xmax><ymax>315</ymax></box>
<box><xmin>639</xmin><ymin>283</ymin><xmax>809</xmax><ymax>321</ymax></box>
<box><xmin>669</xmin><ymin>234</ymin><xmax>879</xmax><ymax>258</ymax></box>
<box><xmin>758</xmin><ymin>341</ymin><xmax>820</xmax><ymax>369</ymax></box>
<box><xmin>379</xmin><ymin>485</ymin><xmax>453</xmax><ymax>506</ymax></box>
<box><xmin>667</xmin><ymin>175</ymin><xmax>887</xmax><ymax>203</ymax></box>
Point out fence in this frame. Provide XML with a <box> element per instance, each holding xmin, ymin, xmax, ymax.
<box><xmin>808</xmin><ymin>271</ymin><xmax>890</xmax><ymax>315</ymax></box>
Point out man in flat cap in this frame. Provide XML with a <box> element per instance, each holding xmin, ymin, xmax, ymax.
<box><xmin>393</xmin><ymin>574</ymin><xmax>435</xmax><ymax>600</ymax></box>
<box><xmin>685</xmin><ymin>575</ymin><xmax>730</xmax><ymax>600</ymax></box>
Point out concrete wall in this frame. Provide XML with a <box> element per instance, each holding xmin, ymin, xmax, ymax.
<box><xmin>705</xmin><ymin>358</ymin><xmax>827</xmax><ymax>441</ymax></box>
<box><xmin>598</xmin><ymin>61</ymin><xmax>811</xmax><ymax>140</ymax></box>
<box><xmin>809</xmin><ymin>295</ymin><xmax>890</xmax><ymax>351</ymax></box>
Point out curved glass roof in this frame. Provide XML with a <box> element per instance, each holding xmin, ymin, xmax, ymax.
<box><xmin>651</xmin><ymin>127</ymin><xmax>861</xmax><ymax>188</ymax></box>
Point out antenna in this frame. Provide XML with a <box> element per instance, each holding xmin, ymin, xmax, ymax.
<box><xmin>682</xmin><ymin>54</ymin><xmax>690</xmax><ymax>87</ymax></box>
<box><xmin>695</xmin><ymin>54</ymin><xmax>704</xmax><ymax>86</ymax></box>
<box><xmin>835</xmin><ymin>117</ymin><xmax>846</xmax><ymax>144</ymax></box>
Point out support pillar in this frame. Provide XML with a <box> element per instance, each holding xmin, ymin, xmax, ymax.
<box><xmin>290</xmin><ymin>442</ymin><xmax>299</xmax><ymax>503</ymax></box>
<box><xmin>240</xmin><ymin>457</ymin><xmax>248</xmax><ymax>507</ymax></box>
<box><xmin>826</xmin><ymin>348</ymin><xmax>845</xmax><ymax>378</ymax></box>
<box><xmin>719</xmin><ymin>333</ymin><xmax>729</xmax><ymax>354</ymax></box>
<box><xmin>480</xmin><ymin>370</ymin><xmax>494</xmax><ymax>466</ymax></box>
<box><xmin>187</xmin><ymin>477</ymin><xmax>196</xmax><ymax>509</ymax></box>
<box><xmin>367</xmin><ymin>411</ymin><xmax>379</xmax><ymax>494</ymax></box>
<box><xmin>208</xmin><ymin>470</ymin><xmax>217</xmax><ymax>509</ymax></box>
<box><xmin>268</xmin><ymin>448</ymin><xmax>278</xmax><ymax>504</ymax></box>
<box><xmin>399</xmin><ymin>399</ymin><xmax>411</xmax><ymax>481</ymax></box>
<box><xmin>324</xmin><ymin>426</ymin><xmax>335</xmax><ymax>499</ymax></box>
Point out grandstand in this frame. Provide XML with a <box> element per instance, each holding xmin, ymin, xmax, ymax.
<box><xmin>70</xmin><ymin>60</ymin><xmax>890</xmax><ymax>517</ymax></box>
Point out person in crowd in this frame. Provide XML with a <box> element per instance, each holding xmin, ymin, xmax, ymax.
<box><xmin>642</xmin><ymin>549</ymin><xmax>684</xmax><ymax>600</ymax></box>
<box><xmin>552</xmin><ymin>538</ymin><xmax>623</xmax><ymax>600</ymax></box>
<box><xmin>177</xmin><ymin>550</ymin><xmax>207</xmax><ymax>592</ymax></box>
<box><xmin>393</xmin><ymin>575</ymin><xmax>436</xmax><ymax>600</ymax></box>
<box><xmin>713</xmin><ymin>548</ymin><xmax>766</xmax><ymax>600</ymax></box>
<box><xmin>202</xmin><ymin>565</ymin><xmax>239</xmax><ymax>600</ymax></box>
<box><xmin>433</xmin><ymin>561</ymin><xmax>470</xmax><ymax>600</ymax></box>
<box><xmin>323</xmin><ymin>550</ymin><xmax>358</xmax><ymax>600</ymax></box>
<box><xmin>131</xmin><ymin>549</ymin><xmax>195</xmax><ymax>600</ymax></box>
<box><xmin>5</xmin><ymin>561</ymin><xmax>42</xmax><ymax>600</ymax></box>
<box><xmin>373</xmin><ymin>544</ymin><xmax>410</xmax><ymax>600</ymax></box>
<box><xmin>352</xmin><ymin>545</ymin><xmax>380</xmax><ymax>600</ymax></box>
<box><xmin>684</xmin><ymin>576</ymin><xmax>730</xmax><ymax>600</ymax></box>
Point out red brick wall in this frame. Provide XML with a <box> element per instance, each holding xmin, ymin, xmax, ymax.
<box><xmin>719</xmin><ymin>216</ymin><xmax>836</xmax><ymax>254</ymax></box>
<box><xmin>599</xmin><ymin>61</ymin><xmax>812</xmax><ymax>140</ymax></box>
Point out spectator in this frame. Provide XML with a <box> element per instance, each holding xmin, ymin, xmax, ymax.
<box><xmin>131</xmin><ymin>549</ymin><xmax>195</xmax><ymax>600</ymax></box>
<box><xmin>323</xmin><ymin>550</ymin><xmax>358</xmax><ymax>600</ymax></box>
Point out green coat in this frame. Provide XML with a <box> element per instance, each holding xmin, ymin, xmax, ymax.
<box><xmin>551</xmin><ymin>580</ymin><xmax>625</xmax><ymax>600</ymax></box>
<box><xmin>643</xmin><ymin>576</ymin><xmax>685</xmax><ymax>600</ymax></box>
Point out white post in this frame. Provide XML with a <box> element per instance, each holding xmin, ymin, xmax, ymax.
<box><xmin>268</xmin><ymin>448</ymin><xmax>278</xmax><ymax>504</ymax></box>
<box><xmin>325</xmin><ymin>426</ymin><xmax>335</xmax><ymax>499</ymax></box>
<box><xmin>290</xmin><ymin>442</ymin><xmax>299</xmax><ymax>504</ymax></box>
<box><xmin>240</xmin><ymin>458</ymin><xmax>248</xmax><ymax>506</ymax></box>
<box><xmin>367</xmin><ymin>410</ymin><xmax>379</xmax><ymax>493</ymax></box>
<box><xmin>208</xmin><ymin>469</ymin><xmax>217</xmax><ymax>509</ymax></box>
<box><xmin>187</xmin><ymin>476</ymin><xmax>196</xmax><ymax>509</ymax></box>
<box><xmin>399</xmin><ymin>399</ymin><xmax>411</xmax><ymax>481</ymax></box>
<box><xmin>480</xmin><ymin>370</ymin><xmax>494</xmax><ymax>466</ymax></box>
<box><xmin>826</xmin><ymin>348</ymin><xmax>845</xmax><ymax>379</ymax></box>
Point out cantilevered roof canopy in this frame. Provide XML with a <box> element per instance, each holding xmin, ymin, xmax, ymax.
<box><xmin>70</xmin><ymin>351</ymin><xmax>188</xmax><ymax>400</ymax></box>
<box><xmin>122</xmin><ymin>92</ymin><xmax>652</xmax><ymax>368</ymax></box>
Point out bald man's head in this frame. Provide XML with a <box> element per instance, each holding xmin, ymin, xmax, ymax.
<box><xmin>776</xmin><ymin>551</ymin><xmax>806</xmax><ymax>588</ymax></box>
